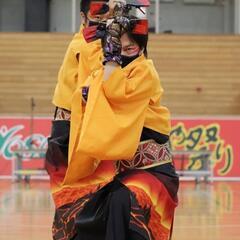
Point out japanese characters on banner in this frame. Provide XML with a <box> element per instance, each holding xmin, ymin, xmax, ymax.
<box><xmin>171</xmin><ymin>119</ymin><xmax>240</xmax><ymax>178</ymax></box>
<box><xmin>0</xmin><ymin>117</ymin><xmax>239</xmax><ymax>178</ymax></box>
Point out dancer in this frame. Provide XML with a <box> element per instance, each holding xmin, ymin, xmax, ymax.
<box><xmin>65</xmin><ymin>14</ymin><xmax>179</xmax><ymax>240</ymax></box>
<box><xmin>46</xmin><ymin>1</ymin><xmax>179</xmax><ymax>239</ymax></box>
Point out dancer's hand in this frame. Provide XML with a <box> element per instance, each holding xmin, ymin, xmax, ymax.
<box><xmin>102</xmin><ymin>17</ymin><xmax>130</xmax><ymax>65</ymax></box>
<box><xmin>102</xmin><ymin>19</ymin><xmax>122</xmax><ymax>65</ymax></box>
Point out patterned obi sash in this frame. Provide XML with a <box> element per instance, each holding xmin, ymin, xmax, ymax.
<box><xmin>116</xmin><ymin>140</ymin><xmax>172</xmax><ymax>172</ymax></box>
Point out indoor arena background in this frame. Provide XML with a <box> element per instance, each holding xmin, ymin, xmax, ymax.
<box><xmin>0</xmin><ymin>0</ymin><xmax>240</xmax><ymax>240</ymax></box>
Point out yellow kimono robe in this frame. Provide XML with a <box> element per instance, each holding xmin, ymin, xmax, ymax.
<box><xmin>63</xmin><ymin>54</ymin><xmax>169</xmax><ymax>185</ymax></box>
<box><xmin>51</xmin><ymin>54</ymin><xmax>177</xmax><ymax>240</ymax></box>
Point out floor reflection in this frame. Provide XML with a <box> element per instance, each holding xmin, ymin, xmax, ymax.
<box><xmin>0</xmin><ymin>180</ymin><xmax>240</xmax><ymax>240</ymax></box>
<box><xmin>0</xmin><ymin>180</ymin><xmax>54</xmax><ymax>240</ymax></box>
<box><xmin>173</xmin><ymin>181</ymin><xmax>240</xmax><ymax>240</ymax></box>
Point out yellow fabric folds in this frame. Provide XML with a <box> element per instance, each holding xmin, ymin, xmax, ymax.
<box><xmin>144</xmin><ymin>64</ymin><xmax>171</xmax><ymax>135</ymax></box>
<box><xmin>53</xmin><ymin>32</ymin><xmax>83</xmax><ymax>110</ymax></box>
<box><xmin>63</xmin><ymin>55</ymin><xmax>153</xmax><ymax>185</ymax></box>
<box><xmin>76</xmin><ymin>39</ymin><xmax>102</xmax><ymax>89</ymax></box>
<box><xmin>52</xmin><ymin>26</ymin><xmax>102</xmax><ymax>111</ymax></box>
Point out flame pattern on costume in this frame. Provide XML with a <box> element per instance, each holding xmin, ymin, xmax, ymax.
<box><xmin>122</xmin><ymin>170</ymin><xmax>178</xmax><ymax>240</ymax></box>
<box><xmin>51</xmin><ymin>166</ymin><xmax>178</xmax><ymax>240</ymax></box>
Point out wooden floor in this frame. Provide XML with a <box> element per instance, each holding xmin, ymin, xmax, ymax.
<box><xmin>0</xmin><ymin>180</ymin><xmax>239</xmax><ymax>240</ymax></box>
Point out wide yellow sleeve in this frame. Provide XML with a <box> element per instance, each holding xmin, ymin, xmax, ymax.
<box><xmin>77</xmin><ymin>62</ymin><xmax>153</xmax><ymax>161</ymax></box>
<box><xmin>52</xmin><ymin>46</ymin><xmax>79</xmax><ymax>110</ymax></box>
<box><xmin>52</xmin><ymin>30</ymin><xmax>85</xmax><ymax>110</ymax></box>
<box><xmin>62</xmin><ymin>86</ymin><xmax>100</xmax><ymax>185</ymax></box>
<box><xmin>62</xmin><ymin>57</ymin><xmax>154</xmax><ymax>185</ymax></box>
<box><xmin>144</xmin><ymin>60</ymin><xmax>171</xmax><ymax>135</ymax></box>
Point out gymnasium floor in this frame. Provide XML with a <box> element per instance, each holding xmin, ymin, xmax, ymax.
<box><xmin>0</xmin><ymin>180</ymin><xmax>239</xmax><ymax>240</ymax></box>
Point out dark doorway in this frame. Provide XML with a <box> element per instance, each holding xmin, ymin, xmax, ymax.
<box><xmin>25</xmin><ymin>0</ymin><xmax>50</xmax><ymax>31</ymax></box>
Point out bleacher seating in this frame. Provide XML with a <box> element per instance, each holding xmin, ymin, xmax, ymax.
<box><xmin>0</xmin><ymin>33</ymin><xmax>240</xmax><ymax>115</ymax></box>
<box><xmin>0</xmin><ymin>33</ymin><xmax>71</xmax><ymax>115</ymax></box>
<box><xmin>148</xmin><ymin>34</ymin><xmax>240</xmax><ymax>115</ymax></box>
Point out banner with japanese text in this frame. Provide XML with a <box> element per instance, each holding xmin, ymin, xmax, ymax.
<box><xmin>171</xmin><ymin>119</ymin><xmax>240</xmax><ymax>178</ymax></box>
<box><xmin>0</xmin><ymin>117</ymin><xmax>239</xmax><ymax>178</ymax></box>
